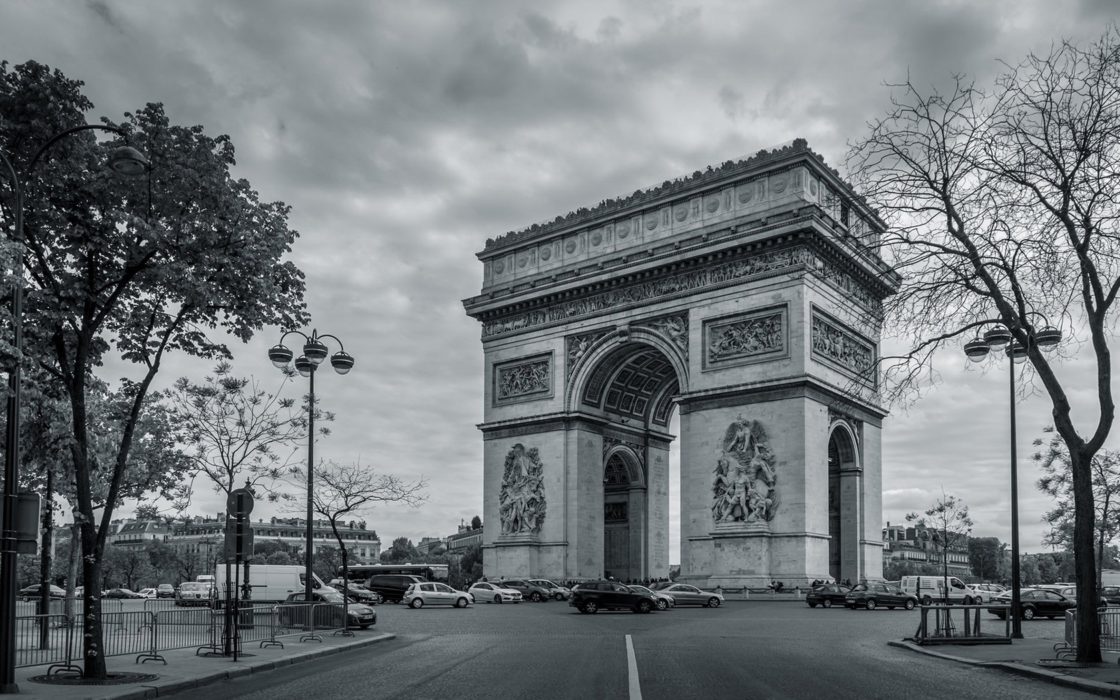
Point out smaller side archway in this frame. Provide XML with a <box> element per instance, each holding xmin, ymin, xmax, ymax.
<box><xmin>603</xmin><ymin>446</ymin><xmax>647</xmax><ymax>582</ymax></box>
<box><xmin>827</xmin><ymin>420</ymin><xmax>861</xmax><ymax>583</ymax></box>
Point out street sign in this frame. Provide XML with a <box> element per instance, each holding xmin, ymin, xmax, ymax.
<box><xmin>223</xmin><ymin>516</ymin><xmax>254</xmax><ymax>562</ymax></box>
<box><xmin>227</xmin><ymin>488</ymin><xmax>255</xmax><ymax>517</ymax></box>
<box><xmin>0</xmin><ymin>492</ymin><xmax>41</xmax><ymax>554</ymax></box>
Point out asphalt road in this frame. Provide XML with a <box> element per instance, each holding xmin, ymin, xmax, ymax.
<box><xmin>185</xmin><ymin>599</ymin><xmax>1091</xmax><ymax>700</ymax></box>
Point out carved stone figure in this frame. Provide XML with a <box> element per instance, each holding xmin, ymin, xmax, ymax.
<box><xmin>500</xmin><ymin>443</ymin><xmax>547</xmax><ymax>535</ymax></box>
<box><xmin>712</xmin><ymin>417</ymin><xmax>778</xmax><ymax>524</ymax></box>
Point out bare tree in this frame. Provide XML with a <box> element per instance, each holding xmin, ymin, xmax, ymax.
<box><xmin>848</xmin><ymin>28</ymin><xmax>1120</xmax><ymax>661</ymax></box>
<box><xmin>168</xmin><ymin>361</ymin><xmax>328</xmax><ymax>506</ymax></box>
<box><xmin>1035</xmin><ymin>427</ymin><xmax>1120</xmax><ymax>588</ymax></box>
<box><xmin>907</xmin><ymin>493</ymin><xmax>974</xmax><ymax>604</ymax></box>
<box><xmin>296</xmin><ymin>460</ymin><xmax>425</xmax><ymax>626</ymax></box>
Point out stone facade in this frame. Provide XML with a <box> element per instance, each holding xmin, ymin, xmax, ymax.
<box><xmin>464</xmin><ymin>139</ymin><xmax>898</xmax><ymax>587</ymax></box>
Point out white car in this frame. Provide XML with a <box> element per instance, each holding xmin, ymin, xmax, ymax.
<box><xmin>403</xmin><ymin>582</ymin><xmax>473</xmax><ymax>608</ymax></box>
<box><xmin>965</xmin><ymin>583</ymin><xmax>1006</xmax><ymax>604</ymax></box>
<box><xmin>467</xmin><ymin>581</ymin><xmax>523</xmax><ymax>604</ymax></box>
<box><xmin>137</xmin><ymin>587</ymin><xmax>157</xmax><ymax>599</ymax></box>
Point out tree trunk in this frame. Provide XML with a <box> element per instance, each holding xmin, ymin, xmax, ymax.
<box><xmin>1072</xmin><ymin>449</ymin><xmax>1102</xmax><ymax>662</ymax></box>
<box><xmin>80</xmin><ymin>521</ymin><xmax>107</xmax><ymax>678</ymax></box>
<box><xmin>64</xmin><ymin>522</ymin><xmax>79</xmax><ymax>622</ymax></box>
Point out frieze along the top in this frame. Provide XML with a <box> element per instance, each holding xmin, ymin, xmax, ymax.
<box><xmin>482</xmin><ymin>138</ymin><xmax>870</xmax><ymax>254</ymax></box>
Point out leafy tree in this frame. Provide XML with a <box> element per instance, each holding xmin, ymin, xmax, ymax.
<box><xmin>101</xmin><ymin>547</ymin><xmax>154</xmax><ymax>591</ymax></box>
<box><xmin>1019</xmin><ymin>555</ymin><xmax>1042</xmax><ymax>586</ymax></box>
<box><xmin>906</xmin><ymin>493</ymin><xmax>973</xmax><ymax>603</ymax></box>
<box><xmin>312</xmin><ymin>546</ymin><xmax>342</xmax><ymax>584</ymax></box>
<box><xmin>1035</xmin><ymin>427</ymin><xmax>1120</xmax><ymax>587</ymax></box>
<box><xmin>133</xmin><ymin>503</ymin><xmax>161</xmax><ymax>521</ymax></box>
<box><xmin>967</xmin><ymin>537</ymin><xmax>1006</xmax><ymax>581</ymax></box>
<box><xmin>471</xmin><ymin>515</ymin><xmax>482</xmax><ymax>530</ymax></box>
<box><xmin>847</xmin><ymin>29</ymin><xmax>1120</xmax><ymax>661</ymax></box>
<box><xmin>883</xmin><ymin>560</ymin><xmax>942</xmax><ymax>581</ymax></box>
<box><xmin>265</xmin><ymin>551</ymin><xmax>293</xmax><ymax>566</ymax></box>
<box><xmin>0</xmin><ymin>61</ymin><xmax>308</xmax><ymax>677</ymax></box>
<box><xmin>457</xmin><ymin>543</ymin><xmax>483</xmax><ymax>587</ymax></box>
<box><xmin>253</xmin><ymin>538</ymin><xmax>299</xmax><ymax>560</ymax></box>
<box><xmin>382</xmin><ymin>537</ymin><xmax>420</xmax><ymax>564</ymax></box>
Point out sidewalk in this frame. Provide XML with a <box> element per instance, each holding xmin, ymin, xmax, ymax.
<box><xmin>8</xmin><ymin>630</ymin><xmax>395</xmax><ymax>700</ymax></box>
<box><xmin>891</xmin><ymin>635</ymin><xmax>1120</xmax><ymax>697</ymax></box>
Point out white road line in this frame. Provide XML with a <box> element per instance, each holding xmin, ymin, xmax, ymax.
<box><xmin>626</xmin><ymin>634</ymin><xmax>643</xmax><ymax>700</ymax></box>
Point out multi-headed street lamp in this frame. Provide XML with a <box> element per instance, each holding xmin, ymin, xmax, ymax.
<box><xmin>963</xmin><ymin>319</ymin><xmax>1062</xmax><ymax>640</ymax></box>
<box><xmin>268</xmin><ymin>330</ymin><xmax>354</xmax><ymax>603</ymax></box>
<box><xmin>0</xmin><ymin>126</ymin><xmax>148</xmax><ymax>693</ymax></box>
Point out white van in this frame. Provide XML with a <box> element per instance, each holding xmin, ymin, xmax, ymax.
<box><xmin>900</xmin><ymin>575</ymin><xmax>973</xmax><ymax>604</ymax></box>
<box><xmin>214</xmin><ymin>564</ymin><xmax>327</xmax><ymax>603</ymax></box>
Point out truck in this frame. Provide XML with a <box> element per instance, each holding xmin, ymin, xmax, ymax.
<box><xmin>214</xmin><ymin>564</ymin><xmax>328</xmax><ymax>603</ymax></box>
<box><xmin>900</xmin><ymin>575</ymin><xmax>972</xmax><ymax>604</ymax></box>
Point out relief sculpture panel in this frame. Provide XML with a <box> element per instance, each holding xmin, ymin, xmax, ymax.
<box><xmin>499</xmin><ymin>443</ymin><xmax>547</xmax><ymax>536</ymax></box>
<box><xmin>704</xmin><ymin>307</ymin><xmax>786</xmax><ymax>369</ymax></box>
<box><xmin>494</xmin><ymin>354</ymin><xmax>552</xmax><ymax>405</ymax></box>
<box><xmin>712</xmin><ymin>417</ymin><xmax>778</xmax><ymax>525</ymax></box>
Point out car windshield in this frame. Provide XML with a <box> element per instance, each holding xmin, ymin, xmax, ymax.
<box><xmin>180</xmin><ymin>583</ymin><xmax>207</xmax><ymax>591</ymax></box>
<box><xmin>318</xmin><ymin>591</ymin><xmax>345</xmax><ymax>603</ymax></box>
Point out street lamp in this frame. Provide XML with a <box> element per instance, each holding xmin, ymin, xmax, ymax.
<box><xmin>267</xmin><ymin>329</ymin><xmax>353</xmax><ymax>603</ymax></box>
<box><xmin>0</xmin><ymin>126</ymin><xmax>149</xmax><ymax>693</ymax></box>
<box><xmin>963</xmin><ymin>318</ymin><xmax>1062</xmax><ymax>639</ymax></box>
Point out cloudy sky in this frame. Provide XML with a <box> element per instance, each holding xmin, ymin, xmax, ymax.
<box><xmin>1</xmin><ymin>0</ymin><xmax>1115</xmax><ymax>562</ymax></box>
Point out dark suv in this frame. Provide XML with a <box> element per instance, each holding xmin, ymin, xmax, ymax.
<box><xmin>500</xmin><ymin>579</ymin><xmax>552</xmax><ymax>602</ymax></box>
<box><xmin>367</xmin><ymin>575</ymin><xmax>425</xmax><ymax>603</ymax></box>
<box><xmin>569</xmin><ymin>580</ymin><xmax>656</xmax><ymax>614</ymax></box>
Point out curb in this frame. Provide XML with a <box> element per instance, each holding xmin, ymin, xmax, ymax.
<box><xmin>109</xmin><ymin>633</ymin><xmax>396</xmax><ymax>700</ymax></box>
<box><xmin>889</xmin><ymin>640</ymin><xmax>1120</xmax><ymax>698</ymax></box>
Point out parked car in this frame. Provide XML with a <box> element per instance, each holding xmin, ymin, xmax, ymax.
<box><xmin>569</xmin><ymin>580</ymin><xmax>657</xmax><ymax>614</ymax></box>
<box><xmin>650</xmin><ymin>582</ymin><xmax>724</xmax><ymax>607</ymax></box>
<box><xmin>366</xmin><ymin>574</ymin><xmax>426</xmax><ymax>603</ymax></box>
<box><xmin>467</xmin><ymin>581</ymin><xmax>523</xmax><ymax>604</ymax></box>
<box><xmin>964</xmin><ymin>583</ymin><xmax>1005</xmax><ymax>604</ymax></box>
<box><xmin>628</xmin><ymin>584</ymin><xmax>674</xmax><ymax>610</ymax></box>
<box><xmin>343</xmin><ymin>584</ymin><xmax>382</xmax><ymax>605</ymax></box>
<box><xmin>18</xmin><ymin>584</ymin><xmax>66</xmax><ymax>601</ymax></box>
<box><xmin>137</xmin><ymin>587</ymin><xmax>157</xmax><ymax>599</ymax></box>
<box><xmin>529</xmin><ymin>579</ymin><xmax>572</xmax><ymax>601</ymax></box>
<box><xmin>1101</xmin><ymin>586</ymin><xmax>1120</xmax><ymax>605</ymax></box>
<box><xmin>989</xmin><ymin>588</ymin><xmax>1106</xmax><ymax>620</ymax></box>
<box><xmin>156</xmin><ymin>584</ymin><xmax>175</xmax><ymax>599</ymax></box>
<box><xmin>276</xmin><ymin>590</ymin><xmax>376</xmax><ymax>629</ymax></box>
<box><xmin>499</xmin><ymin>579</ymin><xmax>553</xmax><ymax>602</ymax></box>
<box><xmin>175</xmin><ymin>581</ymin><xmax>215</xmax><ymax>606</ymax></box>
<box><xmin>103</xmin><ymin>587</ymin><xmax>143</xmax><ymax>599</ymax></box>
<box><xmin>403</xmin><ymin>582</ymin><xmax>472</xmax><ymax>608</ymax></box>
<box><xmin>806</xmin><ymin>583</ymin><xmax>852</xmax><ymax>608</ymax></box>
<box><xmin>844</xmin><ymin>582</ymin><xmax>917</xmax><ymax>610</ymax></box>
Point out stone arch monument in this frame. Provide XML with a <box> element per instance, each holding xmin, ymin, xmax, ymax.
<box><xmin>463</xmin><ymin>139</ymin><xmax>899</xmax><ymax>587</ymax></box>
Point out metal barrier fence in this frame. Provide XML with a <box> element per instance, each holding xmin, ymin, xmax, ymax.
<box><xmin>1055</xmin><ymin>608</ymin><xmax>1120</xmax><ymax>659</ymax></box>
<box><xmin>910</xmin><ymin>604</ymin><xmax>1012</xmax><ymax>645</ymax></box>
<box><xmin>14</xmin><ymin>602</ymin><xmax>353</xmax><ymax>672</ymax></box>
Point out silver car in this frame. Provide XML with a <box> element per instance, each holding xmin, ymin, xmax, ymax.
<box><xmin>467</xmin><ymin>581</ymin><xmax>523</xmax><ymax>604</ymax></box>
<box><xmin>403</xmin><ymin>582</ymin><xmax>473</xmax><ymax>608</ymax></box>
<box><xmin>529</xmin><ymin>578</ymin><xmax>572</xmax><ymax>601</ymax></box>
<box><xmin>628</xmin><ymin>584</ymin><xmax>674</xmax><ymax>610</ymax></box>
<box><xmin>652</xmin><ymin>582</ymin><xmax>724</xmax><ymax>607</ymax></box>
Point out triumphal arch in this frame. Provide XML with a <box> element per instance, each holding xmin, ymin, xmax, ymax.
<box><xmin>463</xmin><ymin>140</ymin><xmax>899</xmax><ymax>588</ymax></box>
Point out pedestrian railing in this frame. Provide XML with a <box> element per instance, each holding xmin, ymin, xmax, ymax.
<box><xmin>13</xmin><ymin>599</ymin><xmax>353</xmax><ymax>672</ymax></box>
<box><xmin>1055</xmin><ymin>608</ymin><xmax>1120</xmax><ymax>659</ymax></box>
<box><xmin>910</xmin><ymin>604</ymin><xmax>1012</xmax><ymax>645</ymax></box>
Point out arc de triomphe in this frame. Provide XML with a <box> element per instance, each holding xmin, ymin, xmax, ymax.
<box><xmin>463</xmin><ymin>140</ymin><xmax>898</xmax><ymax>588</ymax></box>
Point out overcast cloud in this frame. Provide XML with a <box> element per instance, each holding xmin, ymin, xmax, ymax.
<box><xmin>1</xmin><ymin>0</ymin><xmax>1115</xmax><ymax>559</ymax></box>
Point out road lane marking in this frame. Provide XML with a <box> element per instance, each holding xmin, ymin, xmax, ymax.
<box><xmin>626</xmin><ymin>634</ymin><xmax>642</xmax><ymax>700</ymax></box>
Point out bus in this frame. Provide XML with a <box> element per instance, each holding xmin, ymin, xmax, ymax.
<box><xmin>344</xmin><ymin>563</ymin><xmax>449</xmax><ymax>583</ymax></box>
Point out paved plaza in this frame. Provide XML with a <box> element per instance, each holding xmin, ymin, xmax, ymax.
<box><xmin>11</xmin><ymin>599</ymin><xmax>1118</xmax><ymax>699</ymax></box>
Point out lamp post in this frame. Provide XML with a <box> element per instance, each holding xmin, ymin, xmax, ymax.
<box><xmin>963</xmin><ymin>320</ymin><xmax>1062</xmax><ymax>640</ymax></box>
<box><xmin>267</xmin><ymin>330</ymin><xmax>353</xmax><ymax>603</ymax></box>
<box><xmin>0</xmin><ymin>126</ymin><xmax>148</xmax><ymax>693</ymax></box>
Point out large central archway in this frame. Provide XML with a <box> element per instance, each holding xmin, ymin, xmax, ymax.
<box><xmin>465</xmin><ymin>141</ymin><xmax>897</xmax><ymax>586</ymax></box>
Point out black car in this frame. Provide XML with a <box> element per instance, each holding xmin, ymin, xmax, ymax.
<box><xmin>366</xmin><ymin>574</ymin><xmax>425</xmax><ymax>603</ymax></box>
<box><xmin>1101</xmin><ymin>586</ymin><xmax>1120</xmax><ymax>605</ymax></box>
<box><xmin>569</xmin><ymin>580</ymin><xmax>656</xmax><ymax>614</ymax></box>
<box><xmin>806</xmin><ymin>583</ymin><xmax>851</xmax><ymax>608</ymax></box>
<box><xmin>987</xmin><ymin>588</ymin><xmax>1103</xmax><ymax>620</ymax></box>
<box><xmin>844</xmin><ymin>582</ymin><xmax>918</xmax><ymax>610</ymax></box>
<box><xmin>276</xmin><ymin>590</ymin><xmax>376</xmax><ymax>629</ymax></box>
